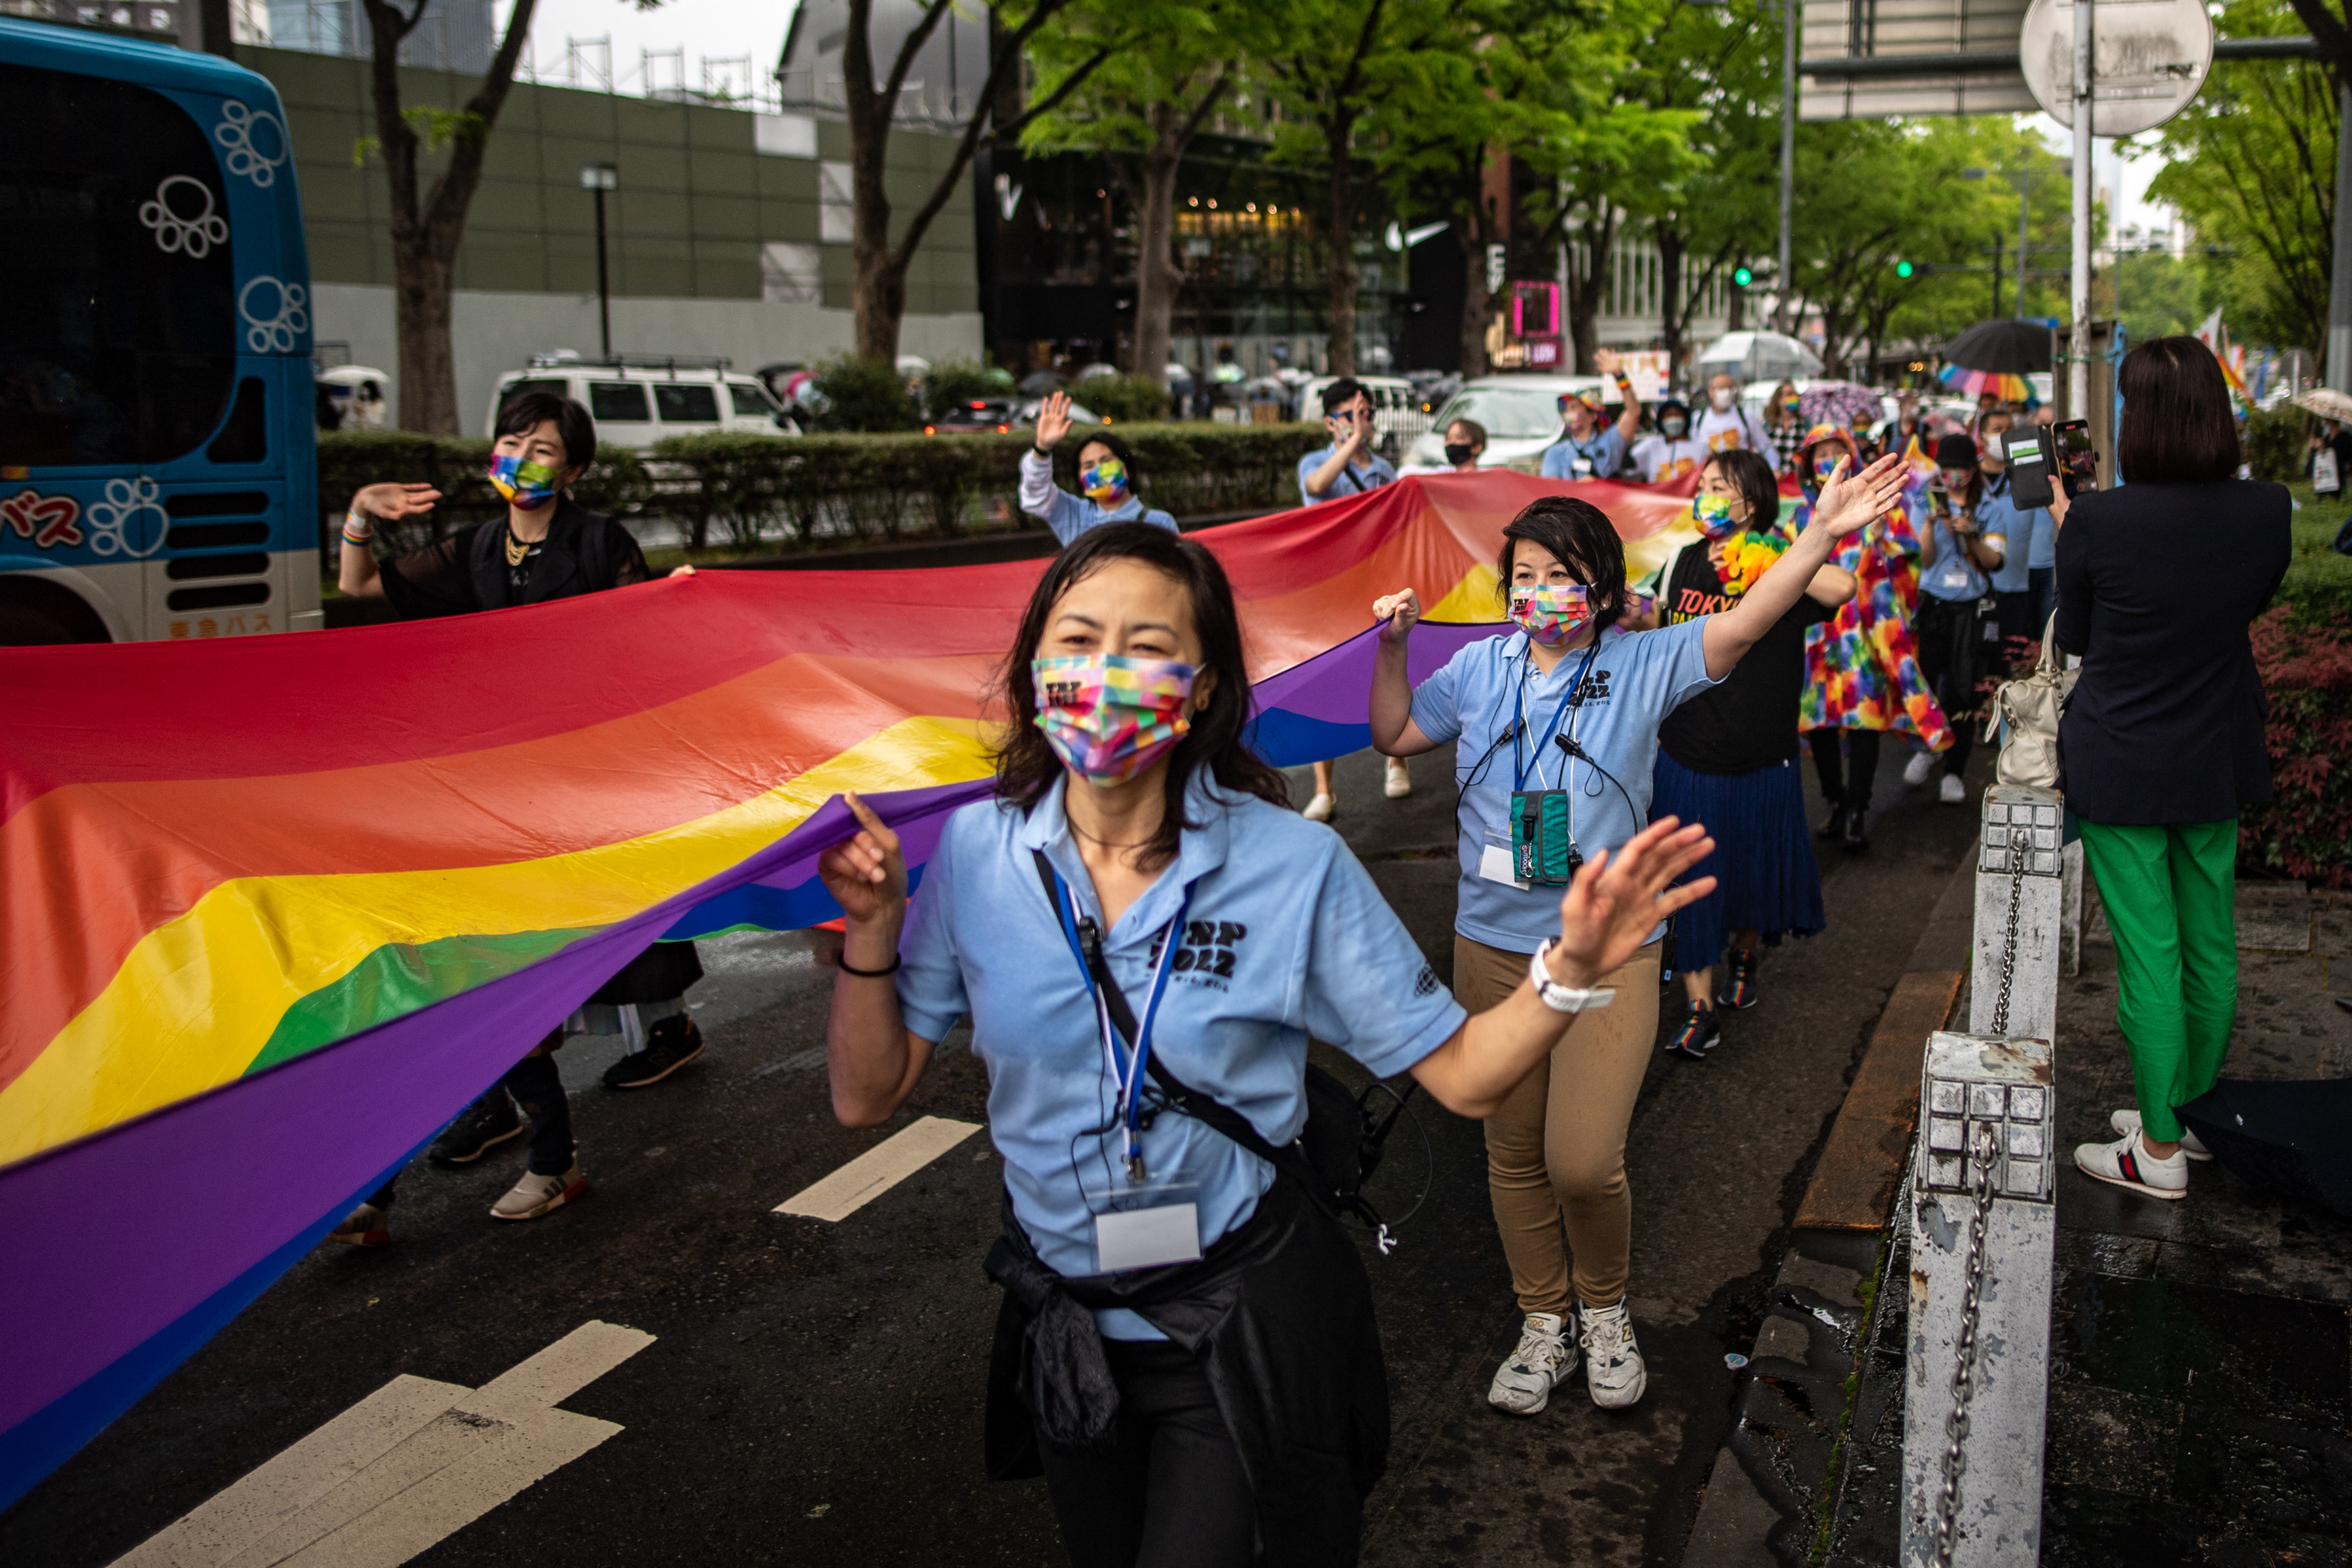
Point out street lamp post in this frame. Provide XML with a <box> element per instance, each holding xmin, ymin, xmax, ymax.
<box><xmin>1776</xmin><ymin>0</ymin><xmax>1796</xmax><ymax>334</ymax></box>
<box><xmin>580</xmin><ymin>162</ymin><xmax>619</xmax><ymax>361</ymax></box>
<box><xmin>2068</xmin><ymin>0</ymin><xmax>2095</xmax><ymax>416</ymax></box>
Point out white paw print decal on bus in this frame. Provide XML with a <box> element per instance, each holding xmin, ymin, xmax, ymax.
<box><xmin>86</xmin><ymin>477</ymin><xmax>169</xmax><ymax>559</ymax></box>
<box><xmin>238</xmin><ymin>276</ymin><xmax>310</xmax><ymax>354</ymax></box>
<box><xmin>140</xmin><ymin>176</ymin><xmax>228</xmax><ymax>258</ymax></box>
<box><xmin>214</xmin><ymin>100</ymin><xmax>289</xmax><ymax>187</ymax></box>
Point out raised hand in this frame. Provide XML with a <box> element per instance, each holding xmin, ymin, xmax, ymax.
<box><xmin>350</xmin><ymin>481</ymin><xmax>441</xmax><ymax>523</ymax></box>
<box><xmin>1808</xmin><ymin>452</ymin><xmax>1907</xmax><ymax>539</ymax></box>
<box><xmin>1372</xmin><ymin>586</ymin><xmax>1422</xmax><ymax>644</ymax></box>
<box><xmin>1548</xmin><ymin>816</ymin><xmax>1716</xmax><ymax>986</ymax></box>
<box><xmin>816</xmin><ymin>791</ymin><xmax>908</xmax><ymax>927</ymax></box>
<box><xmin>1594</xmin><ymin>347</ymin><xmax>1623</xmax><ymax>377</ymax></box>
<box><xmin>1034</xmin><ymin>390</ymin><xmax>1073</xmax><ymax>450</ymax></box>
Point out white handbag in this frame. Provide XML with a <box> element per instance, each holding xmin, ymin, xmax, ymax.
<box><xmin>1984</xmin><ymin>613</ymin><xmax>2077</xmax><ymax>788</ymax></box>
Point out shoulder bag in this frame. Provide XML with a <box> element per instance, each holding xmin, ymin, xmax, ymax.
<box><xmin>1983</xmin><ymin>612</ymin><xmax>2077</xmax><ymax>788</ymax></box>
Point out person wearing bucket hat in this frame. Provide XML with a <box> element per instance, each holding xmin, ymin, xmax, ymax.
<box><xmin>1901</xmin><ymin>432</ymin><xmax>2006</xmax><ymax>805</ymax></box>
<box><xmin>1796</xmin><ymin>423</ymin><xmax>1954</xmax><ymax>852</ymax></box>
<box><xmin>1629</xmin><ymin>397</ymin><xmax>1708</xmax><ymax>485</ymax></box>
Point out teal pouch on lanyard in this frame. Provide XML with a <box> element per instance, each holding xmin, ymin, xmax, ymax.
<box><xmin>1510</xmin><ymin>789</ymin><xmax>1580</xmax><ymax>884</ymax></box>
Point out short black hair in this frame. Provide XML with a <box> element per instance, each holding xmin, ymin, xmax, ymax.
<box><xmin>2116</xmin><ymin>336</ymin><xmax>2241</xmax><ymax>484</ymax></box>
<box><xmin>1320</xmin><ymin>377</ymin><xmax>1368</xmax><ymax>417</ymax></box>
<box><xmin>1076</xmin><ymin>429</ymin><xmax>1138</xmax><ymax>484</ymax></box>
<box><xmin>1497</xmin><ymin>495</ymin><xmax>1628</xmax><ymax>630</ymax></box>
<box><xmin>1446</xmin><ymin>417</ymin><xmax>1488</xmax><ymax>448</ymax></box>
<box><xmin>1703</xmin><ymin>448</ymin><xmax>1780</xmax><ymax>533</ymax></box>
<box><xmin>494</xmin><ymin>391</ymin><xmax>597</xmax><ymax>470</ymax></box>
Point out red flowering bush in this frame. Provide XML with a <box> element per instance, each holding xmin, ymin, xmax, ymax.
<box><xmin>2241</xmin><ymin>605</ymin><xmax>2352</xmax><ymax>887</ymax></box>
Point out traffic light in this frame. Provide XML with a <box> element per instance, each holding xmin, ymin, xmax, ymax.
<box><xmin>1733</xmin><ymin>265</ymin><xmax>1754</xmax><ymax>287</ymax></box>
<box><xmin>1895</xmin><ymin>260</ymin><xmax>1915</xmax><ymax>278</ymax></box>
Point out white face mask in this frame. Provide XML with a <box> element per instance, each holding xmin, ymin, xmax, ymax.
<box><xmin>1710</xmin><ymin>387</ymin><xmax>1736</xmax><ymax>412</ymax></box>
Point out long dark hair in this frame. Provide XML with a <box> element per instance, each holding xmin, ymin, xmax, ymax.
<box><xmin>2117</xmin><ymin>336</ymin><xmax>2241</xmax><ymax>484</ymax></box>
<box><xmin>994</xmin><ymin>523</ymin><xmax>1290</xmax><ymax>871</ymax></box>
<box><xmin>1703</xmin><ymin>448</ymin><xmax>1782</xmax><ymax>533</ymax></box>
<box><xmin>1497</xmin><ymin>495</ymin><xmax>1628</xmax><ymax>631</ymax></box>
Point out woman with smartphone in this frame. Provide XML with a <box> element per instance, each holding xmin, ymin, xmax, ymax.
<box><xmin>1904</xmin><ymin>433</ymin><xmax>2006</xmax><ymax>805</ymax></box>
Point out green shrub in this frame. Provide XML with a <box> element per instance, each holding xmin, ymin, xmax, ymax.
<box><xmin>1076</xmin><ymin>372</ymin><xmax>1174</xmax><ymax>425</ymax></box>
<box><xmin>2241</xmin><ymin>403</ymin><xmax>2307</xmax><ymax>483</ymax></box>
<box><xmin>804</xmin><ymin>354</ymin><xmax>920</xmax><ymax>434</ymax></box>
<box><xmin>922</xmin><ymin>358</ymin><xmax>1016</xmax><ymax>422</ymax></box>
<box><xmin>2241</xmin><ymin>604</ymin><xmax>2352</xmax><ymax>888</ymax></box>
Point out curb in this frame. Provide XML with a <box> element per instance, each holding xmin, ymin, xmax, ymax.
<box><xmin>1677</xmin><ymin>843</ymin><xmax>1977</xmax><ymax>1567</ymax></box>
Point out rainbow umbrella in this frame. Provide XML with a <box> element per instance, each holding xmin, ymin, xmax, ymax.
<box><xmin>1937</xmin><ymin>364</ymin><xmax>2031</xmax><ymax>403</ymax></box>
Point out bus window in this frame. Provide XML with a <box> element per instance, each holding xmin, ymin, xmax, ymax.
<box><xmin>653</xmin><ymin>383</ymin><xmax>720</xmax><ymax>423</ymax></box>
<box><xmin>207</xmin><ymin>377</ymin><xmax>267</xmax><ymax>464</ymax></box>
<box><xmin>0</xmin><ymin>62</ymin><xmax>237</xmax><ymax>466</ymax></box>
<box><xmin>589</xmin><ymin>381</ymin><xmax>650</xmax><ymax>423</ymax></box>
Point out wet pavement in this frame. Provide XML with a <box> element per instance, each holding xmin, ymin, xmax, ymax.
<box><xmin>0</xmin><ymin>743</ymin><xmax>1987</xmax><ymax>1567</ymax></box>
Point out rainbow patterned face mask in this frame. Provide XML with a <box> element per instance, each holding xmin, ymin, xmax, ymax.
<box><xmin>1033</xmin><ymin>653</ymin><xmax>1196</xmax><ymax>783</ymax></box>
<box><xmin>1508</xmin><ymin>583</ymin><xmax>1593</xmax><ymax>646</ymax></box>
<box><xmin>1691</xmin><ymin>493</ymin><xmax>1743</xmax><ymax>540</ymax></box>
<box><xmin>488</xmin><ymin>452</ymin><xmax>562</xmax><ymax>510</ymax></box>
<box><xmin>1081</xmin><ymin>457</ymin><xmax>1130</xmax><ymax>506</ymax></box>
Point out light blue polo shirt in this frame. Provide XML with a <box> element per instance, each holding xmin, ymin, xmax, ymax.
<box><xmin>1038</xmin><ymin>490</ymin><xmax>1178</xmax><ymax>547</ymax></box>
<box><xmin>1297</xmin><ymin>448</ymin><xmax>1397</xmax><ymax>504</ymax></box>
<box><xmin>1539</xmin><ymin>427</ymin><xmax>1628</xmax><ymax>480</ymax></box>
<box><xmin>895</xmin><ymin>772</ymin><xmax>1464</xmax><ymax>1339</ymax></box>
<box><xmin>1920</xmin><ymin>509</ymin><xmax>2004</xmax><ymax>603</ymax></box>
<box><xmin>1978</xmin><ymin>476</ymin><xmax>2050</xmax><ymax>592</ymax></box>
<box><xmin>1410</xmin><ymin>621</ymin><xmax>1719</xmax><ymax>952</ymax></box>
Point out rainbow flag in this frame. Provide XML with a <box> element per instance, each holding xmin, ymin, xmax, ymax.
<box><xmin>0</xmin><ymin>470</ymin><xmax>1696</xmax><ymax>1506</ymax></box>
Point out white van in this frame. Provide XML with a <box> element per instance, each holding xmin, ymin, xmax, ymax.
<box><xmin>485</xmin><ymin>354</ymin><xmax>797</xmax><ymax>452</ymax></box>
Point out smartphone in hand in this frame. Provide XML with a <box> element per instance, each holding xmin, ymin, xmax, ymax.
<box><xmin>2054</xmin><ymin>419</ymin><xmax>2097</xmax><ymax>496</ymax></box>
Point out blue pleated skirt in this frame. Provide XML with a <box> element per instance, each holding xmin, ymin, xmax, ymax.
<box><xmin>1650</xmin><ymin>749</ymin><xmax>1826</xmax><ymax>975</ymax></box>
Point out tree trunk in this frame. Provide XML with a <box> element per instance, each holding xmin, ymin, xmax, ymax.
<box><xmin>1458</xmin><ymin>226</ymin><xmax>1490</xmax><ymax>379</ymax></box>
<box><xmin>393</xmin><ymin>244</ymin><xmax>460</xmax><ymax>433</ymax></box>
<box><xmin>1131</xmin><ymin>110</ymin><xmax>1185</xmax><ymax>394</ymax></box>
<box><xmin>1657</xmin><ymin>222</ymin><xmax>1685</xmax><ymax>376</ymax></box>
<box><xmin>1727</xmin><ymin>271</ymin><xmax>1748</xmax><ymax>331</ymax></box>
<box><xmin>1566</xmin><ymin>207</ymin><xmax>1616</xmax><ymax>372</ymax></box>
<box><xmin>1324</xmin><ymin>115</ymin><xmax>1357</xmax><ymax>378</ymax></box>
<box><xmin>849</xmin><ymin>102</ymin><xmax>906</xmax><ymax>361</ymax></box>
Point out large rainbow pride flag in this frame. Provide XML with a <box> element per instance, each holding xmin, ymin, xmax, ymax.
<box><xmin>0</xmin><ymin>470</ymin><xmax>1700</xmax><ymax>1508</ymax></box>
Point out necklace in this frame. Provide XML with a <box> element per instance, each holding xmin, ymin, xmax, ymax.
<box><xmin>1066</xmin><ymin>816</ymin><xmax>1151</xmax><ymax>851</ymax></box>
<box><xmin>503</xmin><ymin>527</ymin><xmax>534</xmax><ymax>568</ymax></box>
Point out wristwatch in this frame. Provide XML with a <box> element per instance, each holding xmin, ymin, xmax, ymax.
<box><xmin>1528</xmin><ymin>938</ymin><xmax>1616</xmax><ymax>1015</ymax></box>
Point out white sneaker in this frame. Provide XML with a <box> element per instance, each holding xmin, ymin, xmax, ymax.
<box><xmin>2074</xmin><ymin>1131</ymin><xmax>2187</xmax><ymax>1200</ymax></box>
<box><xmin>1938</xmin><ymin>774</ymin><xmax>1968</xmax><ymax>805</ymax></box>
<box><xmin>1903</xmin><ymin>750</ymin><xmax>1936</xmax><ymax>787</ymax></box>
<box><xmin>1385</xmin><ymin>757</ymin><xmax>1414</xmax><ymax>798</ymax></box>
<box><xmin>1486</xmin><ymin>1312</ymin><xmax>1577</xmax><ymax>1415</ymax></box>
<box><xmin>1577</xmin><ymin>1299</ymin><xmax>1647</xmax><ymax>1409</ymax></box>
<box><xmin>2110</xmin><ymin>1108</ymin><xmax>2212</xmax><ymax>1161</ymax></box>
<box><xmin>491</xmin><ymin>1160</ymin><xmax>586</xmax><ymax>1221</ymax></box>
<box><xmin>1302</xmin><ymin>792</ymin><xmax>1337</xmax><ymax>822</ymax></box>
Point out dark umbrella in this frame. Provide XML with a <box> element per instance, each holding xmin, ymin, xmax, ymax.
<box><xmin>2176</xmin><ymin>1079</ymin><xmax>2352</xmax><ymax>1218</ymax></box>
<box><xmin>1943</xmin><ymin>318</ymin><xmax>2053</xmax><ymax>375</ymax></box>
<box><xmin>1019</xmin><ymin>369</ymin><xmax>1068</xmax><ymax>396</ymax></box>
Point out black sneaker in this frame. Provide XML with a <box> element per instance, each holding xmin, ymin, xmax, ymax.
<box><xmin>1842</xmin><ymin>808</ymin><xmax>1870</xmax><ymax>854</ymax></box>
<box><xmin>1817</xmin><ymin>802</ymin><xmax>1846</xmax><ymax>840</ymax></box>
<box><xmin>430</xmin><ymin>1091</ymin><xmax>524</xmax><ymax>1164</ymax></box>
<box><xmin>603</xmin><ymin>1014</ymin><xmax>705</xmax><ymax>1090</ymax></box>
<box><xmin>1722</xmin><ymin>949</ymin><xmax>1760</xmax><ymax>1011</ymax></box>
<box><xmin>1665</xmin><ymin>1004</ymin><xmax>1721</xmax><ymax>1060</ymax></box>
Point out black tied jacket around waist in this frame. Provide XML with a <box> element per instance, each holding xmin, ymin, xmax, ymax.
<box><xmin>2052</xmin><ymin>479</ymin><xmax>2291</xmax><ymax>826</ymax></box>
<box><xmin>983</xmin><ymin>1175</ymin><xmax>1387</xmax><ymax>1566</ymax></box>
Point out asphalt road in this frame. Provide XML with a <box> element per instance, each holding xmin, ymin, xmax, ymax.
<box><xmin>1</xmin><ymin>742</ymin><xmax>1983</xmax><ymax>1568</ymax></box>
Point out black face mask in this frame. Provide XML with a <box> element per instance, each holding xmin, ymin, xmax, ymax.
<box><xmin>1443</xmin><ymin>442</ymin><xmax>1477</xmax><ymax>466</ymax></box>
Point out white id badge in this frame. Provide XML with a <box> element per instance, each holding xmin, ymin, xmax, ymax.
<box><xmin>1479</xmin><ymin>825</ymin><xmax>1531</xmax><ymax>890</ymax></box>
<box><xmin>1083</xmin><ymin>1177</ymin><xmax>1203</xmax><ymax>1272</ymax></box>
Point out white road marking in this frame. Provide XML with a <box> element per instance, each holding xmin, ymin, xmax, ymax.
<box><xmin>774</xmin><ymin>1115</ymin><xmax>983</xmax><ymax>1221</ymax></box>
<box><xmin>113</xmin><ymin>1321</ymin><xmax>653</xmax><ymax>1568</ymax></box>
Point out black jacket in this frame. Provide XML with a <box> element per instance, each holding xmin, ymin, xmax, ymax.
<box><xmin>2053</xmin><ymin>480</ymin><xmax>2289</xmax><ymax>825</ymax></box>
<box><xmin>379</xmin><ymin>496</ymin><xmax>651</xmax><ymax>618</ymax></box>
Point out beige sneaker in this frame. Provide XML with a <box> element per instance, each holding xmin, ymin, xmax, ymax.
<box><xmin>327</xmin><ymin>1203</ymin><xmax>390</xmax><ymax>1247</ymax></box>
<box><xmin>1385</xmin><ymin>757</ymin><xmax>1414</xmax><ymax>798</ymax></box>
<box><xmin>1302</xmin><ymin>792</ymin><xmax>1338</xmax><ymax>822</ymax></box>
<box><xmin>492</xmin><ymin>1160</ymin><xmax>586</xmax><ymax>1221</ymax></box>
<box><xmin>2109</xmin><ymin>1108</ymin><xmax>2212</xmax><ymax>1160</ymax></box>
<box><xmin>2074</xmin><ymin>1131</ymin><xmax>2187</xmax><ymax>1200</ymax></box>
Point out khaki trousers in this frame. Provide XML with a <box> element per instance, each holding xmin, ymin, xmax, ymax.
<box><xmin>1455</xmin><ymin>935</ymin><xmax>1661</xmax><ymax>1314</ymax></box>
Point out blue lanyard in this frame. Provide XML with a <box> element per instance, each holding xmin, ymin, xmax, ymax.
<box><xmin>1512</xmin><ymin>641</ymin><xmax>1601</xmax><ymax>792</ymax></box>
<box><xmin>1045</xmin><ymin>864</ymin><xmax>1194</xmax><ymax>1182</ymax></box>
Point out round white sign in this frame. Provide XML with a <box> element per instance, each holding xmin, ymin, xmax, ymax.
<box><xmin>2020</xmin><ymin>0</ymin><xmax>2216</xmax><ymax>136</ymax></box>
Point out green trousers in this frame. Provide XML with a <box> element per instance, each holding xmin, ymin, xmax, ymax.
<box><xmin>2076</xmin><ymin>818</ymin><xmax>2238</xmax><ymax>1142</ymax></box>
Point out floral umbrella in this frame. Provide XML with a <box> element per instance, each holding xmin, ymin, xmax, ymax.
<box><xmin>1798</xmin><ymin>381</ymin><xmax>1884</xmax><ymax>430</ymax></box>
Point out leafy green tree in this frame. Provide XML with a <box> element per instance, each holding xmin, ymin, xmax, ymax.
<box><xmin>2145</xmin><ymin>0</ymin><xmax>2337</xmax><ymax>351</ymax></box>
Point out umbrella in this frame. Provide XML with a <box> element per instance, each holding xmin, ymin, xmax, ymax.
<box><xmin>1019</xmin><ymin>369</ymin><xmax>1068</xmax><ymax>396</ymax></box>
<box><xmin>1693</xmin><ymin>330</ymin><xmax>1824</xmax><ymax>383</ymax></box>
<box><xmin>1944</xmin><ymin>318</ymin><xmax>2053</xmax><ymax>375</ymax></box>
<box><xmin>2176</xmin><ymin>1079</ymin><xmax>2352</xmax><ymax>1218</ymax></box>
<box><xmin>2294</xmin><ymin>387</ymin><xmax>2352</xmax><ymax>423</ymax></box>
<box><xmin>1798</xmin><ymin>381</ymin><xmax>1884</xmax><ymax>430</ymax></box>
<box><xmin>1939</xmin><ymin>365</ymin><xmax>2034</xmax><ymax>404</ymax></box>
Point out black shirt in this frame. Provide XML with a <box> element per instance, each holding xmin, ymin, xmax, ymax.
<box><xmin>1655</xmin><ymin>539</ymin><xmax>1831</xmax><ymax>775</ymax></box>
<box><xmin>377</xmin><ymin>497</ymin><xmax>651</xmax><ymax>619</ymax></box>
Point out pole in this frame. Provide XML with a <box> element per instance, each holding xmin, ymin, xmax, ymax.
<box><xmin>2068</xmin><ymin>0</ymin><xmax>2095</xmax><ymax>416</ymax></box>
<box><xmin>2016</xmin><ymin>170</ymin><xmax>2031</xmax><ymax>320</ymax></box>
<box><xmin>1777</xmin><ymin>0</ymin><xmax>1796</xmax><ymax>334</ymax></box>
<box><xmin>1991</xmin><ymin>230</ymin><xmax>2004</xmax><ymax>320</ymax></box>
<box><xmin>2329</xmin><ymin>82</ymin><xmax>2352</xmax><ymax>390</ymax></box>
<box><xmin>593</xmin><ymin>186</ymin><xmax>612</xmax><ymax>362</ymax></box>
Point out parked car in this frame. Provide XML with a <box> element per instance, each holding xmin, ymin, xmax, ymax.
<box><xmin>1403</xmin><ymin>372</ymin><xmax>1606</xmax><ymax>471</ymax></box>
<box><xmin>486</xmin><ymin>354</ymin><xmax>797</xmax><ymax>451</ymax></box>
<box><xmin>927</xmin><ymin>396</ymin><xmax>1022</xmax><ymax>434</ymax></box>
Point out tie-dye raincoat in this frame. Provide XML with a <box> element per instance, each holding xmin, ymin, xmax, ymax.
<box><xmin>1797</xmin><ymin>495</ymin><xmax>1954</xmax><ymax>750</ymax></box>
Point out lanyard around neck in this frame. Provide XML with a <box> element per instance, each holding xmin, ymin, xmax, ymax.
<box><xmin>1044</xmin><ymin>862</ymin><xmax>1194</xmax><ymax>1181</ymax></box>
<box><xmin>1512</xmin><ymin>640</ymin><xmax>1601</xmax><ymax>792</ymax></box>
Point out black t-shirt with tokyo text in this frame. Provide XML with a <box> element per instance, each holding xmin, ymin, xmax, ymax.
<box><xmin>1655</xmin><ymin>538</ymin><xmax>1831</xmax><ymax>775</ymax></box>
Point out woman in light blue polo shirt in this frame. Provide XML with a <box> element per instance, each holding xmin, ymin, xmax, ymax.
<box><xmin>816</xmin><ymin>522</ymin><xmax>1717</xmax><ymax>1566</ymax></box>
<box><xmin>1367</xmin><ymin>462</ymin><xmax>1904</xmax><ymax>1421</ymax></box>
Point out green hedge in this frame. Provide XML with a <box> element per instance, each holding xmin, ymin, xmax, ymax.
<box><xmin>316</xmin><ymin>423</ymin><xmax>1323</xmax><ymax>556</ymax></box>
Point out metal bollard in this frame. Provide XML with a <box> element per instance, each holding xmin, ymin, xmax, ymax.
<box><xmin>1970</xmin><ymin>785</ymin><xmax>2066</xmax><ymax>1041</ymax></box>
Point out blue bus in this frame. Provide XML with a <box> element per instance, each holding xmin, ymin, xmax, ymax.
<box><xmin>0</xmin><ymin>17</ymin><xmax>318</xmax><ymax>645</ymax></box>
